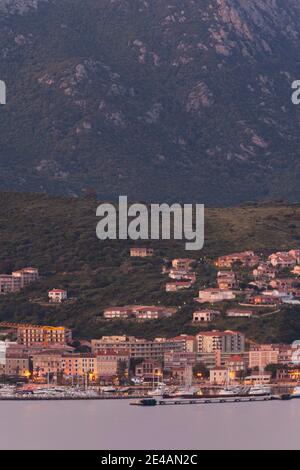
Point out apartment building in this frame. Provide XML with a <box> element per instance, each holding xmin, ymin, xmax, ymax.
<box><xmin>0</xmin><ymin>267</ymin><xmax>39</xmax><ymax>294</ymax></box>
<box><xmin>170</xmin><ymin>335</ymin><xmax>196</xmax><ymax>353</ymax></box>
<box><xmin>17</xmin><ymin>325</ymin><xmax>72</xmax><ymax>347</ymax></box>
<box><xmin>249</xmin><ymin>345</ymin><xmax>280</xmax><ymax>369</ymax></box>
<box><xmin>5</xmin><ymin>353</ymin><xmax>30</xmax><ymax>377</ymax></box>
<box><xmin>32</xmin><ymin>352</ymin><xmax>63</xmax><ymax>377</ymax></box>
<box><xmin>0</xmin><ymin>340</ymin><xmax>17</xmax><ymax>375</ymax></box>
<box><xmin>196</xmin><ymin>351</ymin><xmax>249</xmax><ymax>370</ymax></box>
<box><xmin>196</xmin><ymin>330</ymin><xmax>245</xmax><ymax>354</ymax></box>
<box><xmin>96</xmin><ymin>350</ymin><xmax>129</xmax><ymax>378</ymax></box>
<box><xmin>91</xmin><ymin>335</ymin><xmax>185</xmax><ymax>360</ymax></box>
<box><xmin>135</xmin><ymin>359</ymin><xmax>163</xmax><ymax>382</ymax></box>
<box><xmin>62</xmin><ymin>354</ymin><xmax>96</xmax><ymax>378</ymax></box>
<box><xmin>12</xmin><ymin>267</ymin><xmax>39</xmax><ymax>288</ymax></box>
<box><xmin>163</xmin><ymin>351</ymin><xmax>196</xmax><ymax>370</ymax></box>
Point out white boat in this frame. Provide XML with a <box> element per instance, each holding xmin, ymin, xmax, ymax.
<box><xmin>249</xmin><ymin>385</ymin><xmax>272</xmax><ymax>396</ymax></box>
<box><xmin>169</xmin><ymin>386</ymin><xmax>199</xmax><ymax>398</ymax></box>
<box><xmin>148</xmin><ymin>383</ymin><xmax>167</xmax><ymax>397</ymax></box>
<box><xmin>100</xmin><ymin>386</ymin><xmax>116</xmax><ymax>393</ymax></box>
<box><xmin>292</xmin><ymin>386</ymin><xmax>300</xmax><ymax>398</ymax></box>
<box><xmin>219</xmin><ymin>386</ymin><xmax>242</xmax><ymax>396</ymax></box>
<box><xmin>0</xmin><ymin>385</ymin><xmax>16</xmax><ymax>397</ymax></box>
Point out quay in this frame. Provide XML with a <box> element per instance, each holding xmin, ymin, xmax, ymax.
<box><xmin>131</xmin><ymin>394</ymin><xmax>293</xmax><ymax>406</ymax></box>
<box><xmin>0</xmin><ymin>394</ymin><xmax>146</xmax><ymax>401</ymax></box>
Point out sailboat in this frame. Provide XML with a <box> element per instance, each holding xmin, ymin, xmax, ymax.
<box><xmin>147</xmin><ymin>371</ymin><xmax>166</xmax><ymax>397</ymax></box>
<box><xmin>167</xmin><ymin>366</ymin><xmax>199</xmax><ymax>398</ymax></box>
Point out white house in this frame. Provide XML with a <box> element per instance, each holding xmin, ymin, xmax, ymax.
<box><xmin>48</xmin><ymin>289</ymin><xmax>68</xmax><ymax>303</ymax></box>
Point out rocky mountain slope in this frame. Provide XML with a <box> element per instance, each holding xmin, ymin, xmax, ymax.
<box><xmin>1</xmin><ymin>0</ymin><xmax>300</xmax><ymax>205</ymax></box>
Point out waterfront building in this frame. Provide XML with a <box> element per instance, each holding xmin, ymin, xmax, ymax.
<box><xmin>95</xmin><ymin>350</ymin><xmax>129</xmax><ymax>379</ymax></box>
<box><xmin>91</xmin><ymin>335</ymin><xmax>185</xmax><ymax>360</ymax></box>
<box><xmin>197</xmin><ymin>351</ymin><xmax>249</xmax><ymax>370</ymax></box>
<box><xmin>5</xmin><ymin>352</ymin><xmax>30</xmax><ymax>377</ymax></box>
<box><xmin>135</xmin><ymin>360</ymin><xmax>163</xmax><ymax>382</ymax></box>
<box><xmin>249</xmin><ymin>345</ymin><xmax>280</xmax><ymax>369</ymax></box>
<box><xmin>209</xmin><ymin>367</ymin><xmax>229</xmax><ymax>385</ymax></box>
<box><xmin>163</xmin><ymin>351</ymin><xmax>196</xmax><ymax>371</ymax></box>
<box><xmin>244</xmin><ymin>374</ymin><xmax>272</xmax><ymax>385</ymax></box>
<box><xmin>224</xmin><ymin>355</ymin><xmax>246</xmax><ymax>375</ymax></box>
<box><xmin>0</xmin><ymin>340</ymin><xmax>17</xmax><ymax>375</ymax></box>
<box><xmin>62</xmin><ymin>354</ymin><xmax>96</xmax><ymax>379</ymax></box>
<box><xmin>32</xmin><ymin>352</ymin><xmax>63</xmax><ymax>378</ymax></box>
<box><xmin>196</xmin><ymin>330</ymin><xmax>245</xmax><ymax>354</ymax></box>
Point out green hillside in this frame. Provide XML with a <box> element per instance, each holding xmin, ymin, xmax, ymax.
<box><xmin>0</xmin><ymin>192</ymin><xmax>300</xmax><ymax>343</ymax></box>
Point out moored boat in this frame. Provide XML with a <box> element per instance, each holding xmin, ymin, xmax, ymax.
<box><xmin>249</xmin><ymin>385</ymin><xmax>272</xmax><ymax>396</ymax></box>
<box><xmin>131</xmin><ymin>398</ymin><xmax>157</xmax><ymax>407</ymax></box>
<box><xmin>292</xmin><ymin>386</ymin><xmax>300</xmax><ymax>398</ymax></box>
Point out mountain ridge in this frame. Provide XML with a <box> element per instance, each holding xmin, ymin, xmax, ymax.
<box><xmin>0</xmin><ymin>0</ymin><xmax>300</xmax><ymax>205</ymax></box>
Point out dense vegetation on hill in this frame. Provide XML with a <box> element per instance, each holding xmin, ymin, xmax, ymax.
<box><xmin>0</xmin><ymin>192</ymin><xmax>300</xmax><ymax>343</ymax></box>
<box><xmin>1</xmin><ymin>1</ymin><xmax>300</xmax><ymax>204</ymax></box>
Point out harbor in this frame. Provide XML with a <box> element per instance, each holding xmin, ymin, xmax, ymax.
<box><xmin>0</xmin><ymin>382</ymin><xmax>299</xmax><ymax>403</ymax></box>
<box><xmin>131</xmin><ymin>394</ymin><xmax>293</xmax><ymax>407</ymax></box>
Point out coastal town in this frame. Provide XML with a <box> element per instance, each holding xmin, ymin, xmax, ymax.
<box><xmin>1</xmin><ymin>247</ymin><xmax>300</xmax><ymax>400</ymax></box>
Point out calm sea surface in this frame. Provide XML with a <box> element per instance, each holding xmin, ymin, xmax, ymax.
<box><xmin>1</xmin><ymin>399</ymin><xmax>300</xmax><ymax>450</ymax></box>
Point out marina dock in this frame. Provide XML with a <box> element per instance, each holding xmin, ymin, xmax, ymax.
<box><xmin>131</xmin><ymin>394</ymin><xmax>293</xmax><ymax>406</ymax></box>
